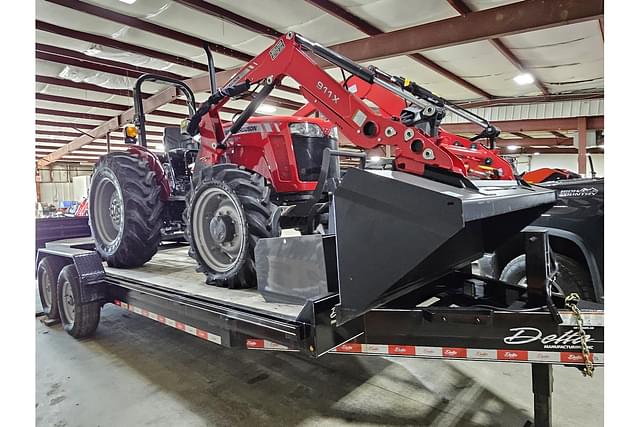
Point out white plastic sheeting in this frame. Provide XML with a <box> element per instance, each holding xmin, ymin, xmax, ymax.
<box><xmin>332</xmin><ymin>0</ymin><xmax>458</xmax><ymax>31</ymax></box>
<box><xmin>502</xmin><ymin>21</ymin><xmax>604</xmax><ymax>94</ymax></box>
<box><xmin>85</xmin><ymin>44</ymin><xmax>174</xmax><ymax>71</ymax></box>
<box><xmin>58</xmin><ymin>65</ymin><xmax>135</xmax><ymax>90</ymax></box>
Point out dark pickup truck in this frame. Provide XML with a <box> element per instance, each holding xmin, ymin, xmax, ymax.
<box><xmin>478</xmin><ymin>177</ymin><xmax>604</xmax><ymax>302</ymax></box>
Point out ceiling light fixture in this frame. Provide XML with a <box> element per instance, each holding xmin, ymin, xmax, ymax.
<box><xmin>507</xmin><ymin>145</ymin><xmax>519</xmax><ymax>151</ymax></box>
<box><xmin>533</xmin><ymin>152</ymin><xmax>540</xmax><ymax>156</ymax></box>
<box><xmin>513</xmin><ymin>73</ymin><xmax>534</xmax><ymax>85</ymax></box>
<box><xmin>119</xmin><ymin>0</ymin><xmax>137</xmax><ymax>4</ymax></box>
<box><xmin>256</xmin><ymin>104</ymin><xmax>276</xmax><ymax>114</ymax></box>
<box><xmin>369</xmin><ymin>155</ymin><xmax>381</xmax><ymax>162</ymax></box>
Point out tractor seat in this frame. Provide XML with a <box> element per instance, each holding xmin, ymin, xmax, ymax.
<box><xmin>163</xmin><ymin>127</ymin><xmax>199</xmax><ymax>152</ymax></box>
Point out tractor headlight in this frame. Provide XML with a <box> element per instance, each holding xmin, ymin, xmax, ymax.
<box><xmin>289</xmin><ymin>122</ymin><xmax>324</xmax><ymax>138</ymax></box>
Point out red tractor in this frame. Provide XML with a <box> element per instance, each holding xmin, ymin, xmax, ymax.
<box><xmin>89</xmin><ymin>33</ymin><xmax>554</xmax><ymax>312</ymax></box>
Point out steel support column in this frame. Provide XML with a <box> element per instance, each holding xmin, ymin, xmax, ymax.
<box><xmin>578</xmin><ymin>117</ymin><xmax>588</xmax><ymax>175</ymax></box>
<box><xmin>531</xmin><ymin>364</ymin><xmax>553</xmax><ymax>427</ymax></box>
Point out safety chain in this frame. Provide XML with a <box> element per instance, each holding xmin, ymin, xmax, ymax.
<box><xmin>564</xmin><ymin>292</ymin><xmax>595</xmax><ymax>377</ymax></box>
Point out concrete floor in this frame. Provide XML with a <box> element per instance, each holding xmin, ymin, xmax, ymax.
<box><xmin>36</xmin><ymin>304</ymin><xmax>603</xmax><ymax>427</ymax></box>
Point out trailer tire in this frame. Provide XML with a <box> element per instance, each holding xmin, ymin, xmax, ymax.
<box><xmin>57</xmin><ymin>265</ymin><xmax>101</xmax><ymax>338</ymax></box>
<box><xmin>89</xmin><ymin>152</ymin><xmax>164</xmax><ymax>268</ymax></box>
<box><xmin>185</xmin><ymin>165</ymin><xmax>278</xmax><ymax>289</ymax></box>
<box><xmin>37</xmin><ymin>257</ymin><xmax>66</xmax><ymax>320</ymax></box>
<box><xmin>500</xmin><ymin>254</ymin><xmax>594</xmax><ymax>301</ymax></box>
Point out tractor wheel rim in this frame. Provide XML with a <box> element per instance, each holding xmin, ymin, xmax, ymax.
<box><xmin>193</xmin><ymin>187</ymin><xmax>244</xmax><ymax>273</ymax></box>
<box><xmin>93</xmin><ymin>174</ymin><xmax>125</xmax><ymax>252</ymax></box>
<box><xmin>42</xmin><ymin>269</ymin><xmax>52</xmax><ymax>307</ymax></box>
<box><xmin>62</xmin><ymin>280</ymin><xmax>75</xmax><ymax>324</ymax></box>
<box><xmin>109</xmin><ymin>191</ymin><xmax>122</xmax><ymax>225</ymax></box>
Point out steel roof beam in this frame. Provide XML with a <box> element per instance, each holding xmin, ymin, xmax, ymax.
<box><xmin>446</xmin><ymin>0</ymin><xmax>550</xmax><ymax>96</ymax></box>
<box><xmin>174</xmin><ymin>0</ymin><xmax>282</xmax><ymax>38</ymax></box>
<box><xmin>328</xmin><ymin>0</ymin><xmax>603</xmax><ymax>63</ymax></box>
<box><xmin>505</xmin><ymin>147</ymin><xmax>603</xmax><ymax>155</ymax></box>
<box><xmin>36</xmin><ymin>141</ymin><xmax>161</xmax><ymax>148</ymax></box>
<box><xmin>458</xmin><ymin>92</ymin><xmax>603</xmax><ymax>109</ymax></box>
<box><xmin>37</xmin><ymin>120</ymin><xmax>103</xmax><ymax>130</ymax></box>
<box><xmin>36</xmin><ymin>120</ymin><xmax>162</xmax><ymax>137</ymax></box>
<box><xmin>36</xmin><ymin>20</ymin><xmax>210</xmax><ymax>72</ymax></box>
<box><xmin>36</xmin><ymin>75</ymin><xmax>215</xmax><ymax>111</ymax></box>
<box><xmin>38</xmin><ymin>0</ymin><xmax>602</xmax><ymax>165</ymax></box>
<box><xmin>36</xmin><ymin>92</ymin><xmax>243</xmax><ymax>117</ymax></box>
<box><xmin>495</xmin><ymin>137</ymin><xmax>572</xmax><ymax>147</ymax></box>
<box><xmin>44</xmin><ymin>0</ymin><xmax>254</xmax><ymax>62</ymax></box>
<box><xmin>306</xmin><ymin>0</ymin><xmax>491</xmax><ymax>99</ymax></box>
<box><xmin>36</xmin><ymin>108</ymin><xmax>179</xmax><ymax>128</ymax></box>
<box><xmin>35</xmin><ymin>129</ymin><xmax>164</xmax><ymax>138</ymax></box>
<box><xmin>36</xmin><ymin>60</ymin><xmax>300</xmax><ymax>112</ymax></box>
<box><xmin>36</xmin><ymin>43</ymin><xmax>185</xmax><ymax>80</ymax></box>
<box><xmin>170</xmin><ymin>1</ymin><xmax>304</xmax><ymax>98</ymax></box>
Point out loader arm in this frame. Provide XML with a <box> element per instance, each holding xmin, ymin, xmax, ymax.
<box><xmin>196</xmin><ymin>32</ymin><xmax>513</xmax><ymax>185</ymax></box>
<box><xmin>298</xmin><ymin>73</ymin><xmax>512</xmax><ymax>181</ymax></box>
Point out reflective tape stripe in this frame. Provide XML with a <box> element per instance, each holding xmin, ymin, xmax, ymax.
<box><xmin>560</xmin><ymin>311</ymin><xmax>604</xmax><ymax>327</ymax></box>
<box><xmin>113</xmin><ymin>300</ymin><xmax>222</xmax><ymax>345</ymax></box>
<box><xmin>248</xmin><ymin>338</ymin><xmax>603</xmax><ymax>366</ymax></box>
<box><xmin>111</xmin><ymin>300</ymin><xmax>603</xmax><ymax>366</ymax></box>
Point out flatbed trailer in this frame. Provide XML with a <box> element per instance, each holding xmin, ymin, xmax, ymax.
<box><xmin>36</xmin><ymin>231</ymin><xmax>603</xmax><ymax>427</ymax></box>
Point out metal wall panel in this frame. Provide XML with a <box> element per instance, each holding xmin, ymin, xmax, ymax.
<box><xmin>442</xmin><ymin>99</ymin><xmax>604</xmax><ymax>124</ymax></box>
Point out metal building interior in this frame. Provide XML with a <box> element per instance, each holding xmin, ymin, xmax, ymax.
<box><xmin>33</xmin><ymin>1</ymin><xmax>605</xmax><ymax>426</ymax></box>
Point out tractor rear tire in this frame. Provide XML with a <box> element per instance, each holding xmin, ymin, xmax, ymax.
<box><xmin>89</xmin><ymin>152</ymin><xmax>164</xmax><ymax>267</ymax></box>
<box><xmin>184</xmin><ymin>165</ymin><xmax>278</xmax><ymax>288</ymax></box>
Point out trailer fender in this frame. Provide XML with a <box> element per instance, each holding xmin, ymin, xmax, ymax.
<box><xmin>69</xmin><ymin>252</ymin><xmax>106</xmax><ymax>304</ymax></box>
<box><xmin>36</xmin><ymin>249</ymin><xmax>106</xmax><ymax>305</ymax></box>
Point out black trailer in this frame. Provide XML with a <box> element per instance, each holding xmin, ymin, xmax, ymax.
<box><xmin>36</xmin><ymin>231</ymin><xmax>603</xmax><ymax>427</ymax></box>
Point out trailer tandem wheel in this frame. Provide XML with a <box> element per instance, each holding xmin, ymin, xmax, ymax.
<box><xmin>37</xmin><ymin>256</ymin><xmax>67</xmax><ymax>321</ymax></box>
<box><xmin>56</xmin><ymin>264</ymin><xmax>101</xmax><ymax>338</ymax></box>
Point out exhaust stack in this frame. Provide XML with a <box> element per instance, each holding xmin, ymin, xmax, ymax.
<box><xmin>333</xmin><ymin>168</ymin><xmax>556</xmax><ymax>325</ymax></box>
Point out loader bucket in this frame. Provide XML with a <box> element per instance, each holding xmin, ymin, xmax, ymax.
<box><xmin>333</xmin><ymin>168</ymin><xmax>556</xmax><ymax>325</ymax></box>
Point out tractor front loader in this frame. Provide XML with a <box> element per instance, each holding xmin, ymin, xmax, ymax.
<box><xmin>89</xmin><ymin>32</ymin><xmax>556</xmax><ymax>324</ymax></box>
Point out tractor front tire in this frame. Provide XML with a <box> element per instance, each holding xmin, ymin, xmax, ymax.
<box><xmin>89</xmin><ymin>152</ymin><xmax>164</xmax><ymax>267</ymax></box>
<box><xmin>185</xmin><ymin>165</ymin><xmax>278</xmax><ymax>288</ymax></box>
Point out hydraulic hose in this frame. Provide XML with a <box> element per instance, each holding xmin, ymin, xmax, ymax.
<box><xmin>186</xmin><ymin>80</ymin><xmax>251</xmax><ymax>136</ymax></box>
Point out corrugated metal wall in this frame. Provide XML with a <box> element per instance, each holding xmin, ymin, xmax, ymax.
<box><xmin>442</xmin><ymin>99</ymin><xmax>604</xmax><ymax>124</ymax></box>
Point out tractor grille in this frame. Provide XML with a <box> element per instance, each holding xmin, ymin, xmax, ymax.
<box><xmin>292</xmin><ymin>135</ymin><xmax>338</xmax><ymax>182</ymax></box>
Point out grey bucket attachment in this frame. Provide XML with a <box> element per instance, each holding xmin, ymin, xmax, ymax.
<box><xmin>256</xmin><ymin>234</ymin><xmax>337</xmax><ymax>305</ymax></box>
<box><xmin>333</xmin><ymin>168</ymin><xmax>556</xmax><ymax>325</ymax></box>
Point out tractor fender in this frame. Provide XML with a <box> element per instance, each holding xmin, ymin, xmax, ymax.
<box><xmin>523</xmin><ymin>225</ymin><xmax>603</xmax><ymax>302</ymax></box>
<box><xmin>127</xmin><ymin>145</ymin><xmax>171</xmax><ymax>200</ymax></box>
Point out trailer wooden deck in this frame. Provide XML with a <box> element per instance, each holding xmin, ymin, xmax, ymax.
<box><xmin>104</xmin><ymin>246</ymin><xmax>305</xmax><ymax>320</ymax></box>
